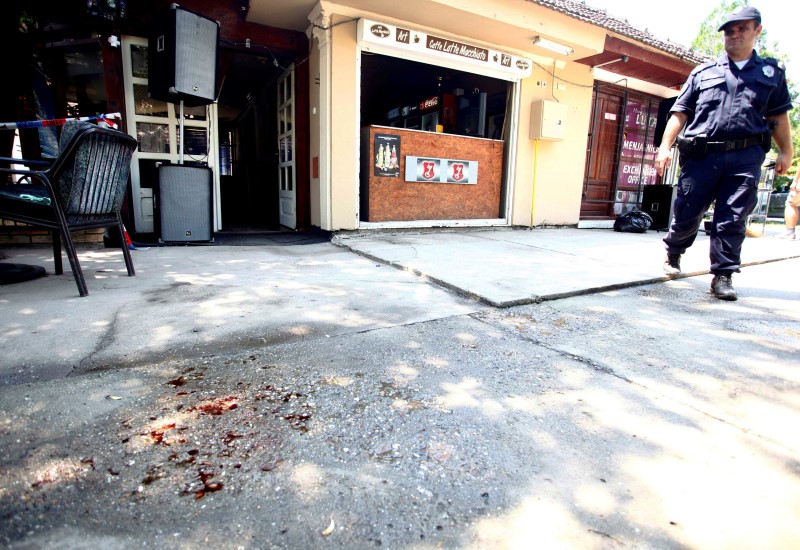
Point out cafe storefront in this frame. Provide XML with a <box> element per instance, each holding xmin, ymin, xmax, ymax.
<box><xmin>297</xmin><ymin>0</ymin><xmax>695</xmax><ymax>233</ymax></box>
<box><xmin>356</xmin><ymin>19</ymin><xmax>534</xmax><ymax>228</ymax></box>
<box><xmin>304</xmin><ymin>2</ymin><xmax>600</xmax><ymax>233</ymax></box>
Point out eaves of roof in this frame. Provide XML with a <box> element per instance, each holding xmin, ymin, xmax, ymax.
<box><xmin>528</xmin><ymin>0</ymin><xmax>709</xmax><ymax>65</ymax></box>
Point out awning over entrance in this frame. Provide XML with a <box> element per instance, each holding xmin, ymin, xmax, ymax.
<box><xmin>575</xmin><ymin>35</ymin><xmax>698</xmax><ymax>89</ymax></box>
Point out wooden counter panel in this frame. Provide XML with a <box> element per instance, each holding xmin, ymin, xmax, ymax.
<box><xmin>362</xmin><ymin>126</ymin><xmax>504</xmax><ymax>222</ymax></box>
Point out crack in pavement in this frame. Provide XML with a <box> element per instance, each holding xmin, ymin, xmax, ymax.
<box><xmin>470</xmin><ymin>311</ymin><xmax>800</xmax><ymax>455</ymax></box>
<box><xmin>72</xmin><ymin>307</ymin><xmax>122</xmax><ymax>377</ymax></box>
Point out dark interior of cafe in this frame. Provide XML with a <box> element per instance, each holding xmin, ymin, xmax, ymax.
<box><xmin>360</xmin><ymin>52</ymin><xmax>511</xmax><ymax>141</ymax></box>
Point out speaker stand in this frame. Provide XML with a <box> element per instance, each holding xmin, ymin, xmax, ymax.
<box><xmin>178</xmin><ymin>100</ymin><xmax>185</xmax><ymax>164</ymax></box>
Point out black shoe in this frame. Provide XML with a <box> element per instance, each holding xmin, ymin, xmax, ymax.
<box><xmin>711</xmin><ymin>274</ymin><xmax>737</xmax><ymax>301</ymax></box>
<box><xmin>663</xmin><ymin>253</ymin><xmax>681</xmax><ymax>276</ymax></box>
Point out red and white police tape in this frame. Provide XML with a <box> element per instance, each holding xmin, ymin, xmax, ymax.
<box><xmin>0</xmin><ymin>113</ymin><xmax>121</xmax><ymax>131</ymax></box>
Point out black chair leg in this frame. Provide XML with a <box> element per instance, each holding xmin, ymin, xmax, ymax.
<box><xmin>117</xmin><ymin>219</ymin><xmax>135</xmax><ymax>277</ymax></box>
<box><xmin>61</xmin><ymin>231</ymin><xmax>88</xmax><ymax>297</ymax></box>
<box><xmin>48</xmin><ymin>197</ymin><xmax>88</xmax><ymax>297</ymax></box>
<box><xmin>51</xmin><ymin>230</ymin><xmax>63</xmax><ymax>275</ymax></box>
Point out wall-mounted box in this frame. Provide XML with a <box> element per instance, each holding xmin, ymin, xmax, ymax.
<box><xmin>529</xmin><ymin>99</ymin><xmax>567</xmax><ymax>141</ymax></box>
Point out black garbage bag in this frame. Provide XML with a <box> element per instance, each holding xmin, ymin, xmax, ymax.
<box><xmin>613</xmin><ymin>210</ymin><xmax>653</xmax><ymax>233</ymax></box>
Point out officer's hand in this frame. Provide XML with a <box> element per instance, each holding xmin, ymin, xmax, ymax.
<box><xmin>656</xmin><ymin>148</ymin><xmax>673</xmax><ymax>177</ymax></box>
<box><xmin>774</xmin><ymin>153</ymin><xmax>791</xmax><ymax>176</ymax></box>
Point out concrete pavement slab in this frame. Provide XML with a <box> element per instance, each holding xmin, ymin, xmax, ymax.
<box><xmin>335</xmin><ymin>227</ymin><xmax>800</xmax><ymax>306</ymax></box>
<box><xmin>0</xmin><ymin>243</ymin><xmax>484</xmax><ymax>386</ymax></box>
<box><xmin>478</xmin><ymin>258</ymin><xmax>800</xmax><ymax>452</ymax></box>
<box><xmin>3</xmin><ymin>227</ymin><xmax>798</xmax><ymax>387</ymax></box>
<box><xmin>1</xmin><ymin>259</ymin><xmax>798</xmax><ymax>548</ymax></box>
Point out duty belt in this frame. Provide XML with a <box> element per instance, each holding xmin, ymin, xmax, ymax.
<box><xmin>677</xmin><ymin>133</ymin><xmax>768</xmax><ymax>159</ymax></box>
<box><xmin>705</xmin><ymin>135</ymin><xmax>764</xmax><ymax>152</ymax></box>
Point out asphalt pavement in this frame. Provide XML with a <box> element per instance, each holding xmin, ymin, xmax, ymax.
<box><xmin>1</xmin><ymin>226</ymin><xmax>799</xmax><ymax>548</ymax></box>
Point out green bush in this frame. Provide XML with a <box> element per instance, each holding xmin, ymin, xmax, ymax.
<box><xmin>774</xmin><ymin>175</ymin><xmax>792</xmax><ymax>192</ymax></box>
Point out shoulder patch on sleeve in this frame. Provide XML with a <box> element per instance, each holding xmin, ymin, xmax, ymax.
<box><xmin>764</xmin><ymin>57</ymin><xmax>786</xmax><ymax>72</ymax></box>
<box><xmin>691</xmin><ymin>61</ymin><xmax>717</xmax><ymax>76</ymax></box>
<box><xmin>763</xmin><ymin>57</ymin><xmax>787</xmax><ymax>79</ymax></box>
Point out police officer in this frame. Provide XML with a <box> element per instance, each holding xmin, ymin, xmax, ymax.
<box><xmin>655</xmin><ymin>6</ymin><xmax>794</xmax><ymax>301</ymax></box>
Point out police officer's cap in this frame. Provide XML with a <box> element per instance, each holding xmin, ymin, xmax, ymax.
<box><xmin>717</xmin><ymin>6</ymin><xmax>761</xmax><ymax>32</ymax></box>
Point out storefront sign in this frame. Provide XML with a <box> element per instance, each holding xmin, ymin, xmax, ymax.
<box><xmin>621</xmin><ymin>132</ymin><xmax>657</xmax><ymax>160</ymax></box>
<box><xmin>617</xmin><ymin>97</ymin><xmax>659</xmax><ymax>191</ymax></box>
<box><xmin>358</xmin><ymin>19</ymin><xmax>532</xmax><ymax>80</ymax></box>
<box><xmin>625</xmin><ymin>101</ymin><xmax>657</xmax><ymax>131</ymax></box>
<box><xmin>370</xmin><ymin>24</ymin><xmax>391</xmax><ymax>38</ymax></box>
<box><xmin>405</xmin><ymin>156</ymin><xmax>478</xmax><ymax>184</ymax></box>
<box><xmin>374</xmin><ymin>133</ymin><xmax>401</xmax><ymax>177</ymax></box>
<box><xmin>618</xmin><ymin>160</ymin><xmax>658</xmax><ymax>187</ymax></box>
<box><xmin>426</xmin><ymin>36</ymin><xmax>488</xmax><ymax>62</ymax></box>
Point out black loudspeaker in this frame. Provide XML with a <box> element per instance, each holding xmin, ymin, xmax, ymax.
<box><xmin>641</xmin><ymin>185</ymin><xmax>677</xmax><ymax>231</ymax></box>
<box><xmin>148</xmin><ymin>4</ymin><xmax>219</xmax><ymax>107</ymax></box>
<box><xmin>456</xmin><ymin>93</ymin><xmax>487</xmax><ymax>137</ymax></box>
<box><xmin>157</xmin><ymin>165</ymin><xmax>214</xmax><ymax>242</ymax></box>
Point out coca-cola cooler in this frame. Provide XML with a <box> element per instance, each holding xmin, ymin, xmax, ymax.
<box><xmin>418</xmin><ymin>93</ymin><xmax>457</xmax><ymax>133</ymax></box>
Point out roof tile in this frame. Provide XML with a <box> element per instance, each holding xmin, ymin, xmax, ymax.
<box><xmin>529</xmin><ymin>0</ymin><xmax>708</xmax><ymax>64</ymax></box>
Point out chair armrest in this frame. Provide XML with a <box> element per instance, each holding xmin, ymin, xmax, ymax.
<box><xmin>0</xmin><ymin>167</ymin><xmax>40</xmax><ymax>178</ymax></box>
<box><xmin>0</xmin><ymin>168</ymin><xmax>56</xmax><ymax>199</ymax></box>
<box><xmin>0</xmin><ymin>157</ymin><xmax>52</xmax><ymax>168</ymax></box>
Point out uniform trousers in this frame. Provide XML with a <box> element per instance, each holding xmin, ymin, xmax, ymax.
<box><xmin>664</xmin><ymin>145</ymin><xmax>765</xmax><ymax>274</ymax></box>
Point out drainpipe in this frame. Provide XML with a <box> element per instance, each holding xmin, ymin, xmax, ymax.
<box><xmin>530</xmin><ymin>138</ymin><xmax>539</xmax><ymax>228</ymax></box>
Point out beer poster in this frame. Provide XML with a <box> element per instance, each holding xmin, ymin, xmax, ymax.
<box><xmin>374</xmin><ymin>133</ymin><xmax>401</xmax><ymax>177</ymax></box>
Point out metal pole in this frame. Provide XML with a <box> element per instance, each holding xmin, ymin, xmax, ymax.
<box><xmin>179</xmin><ymin>100</ymin><xmax>184</xmax><ymax>165</ymax></box>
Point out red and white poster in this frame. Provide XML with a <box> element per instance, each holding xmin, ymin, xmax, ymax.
<box><xmin>405</xmin><ymin>156</ymin><xmax>478</xmax><ymax>184</ymax></box>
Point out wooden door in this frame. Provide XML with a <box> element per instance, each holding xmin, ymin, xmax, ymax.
<box><xmin>580</xmin><ymin>88</ymin><xmax>624</xmax><ymax>219</ymax></box>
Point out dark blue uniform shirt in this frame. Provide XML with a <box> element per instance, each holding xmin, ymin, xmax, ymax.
<box><xmin>671</xmin><ymin>51</ymin><xmax>792</xmax><ymax>140</ymax></box>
